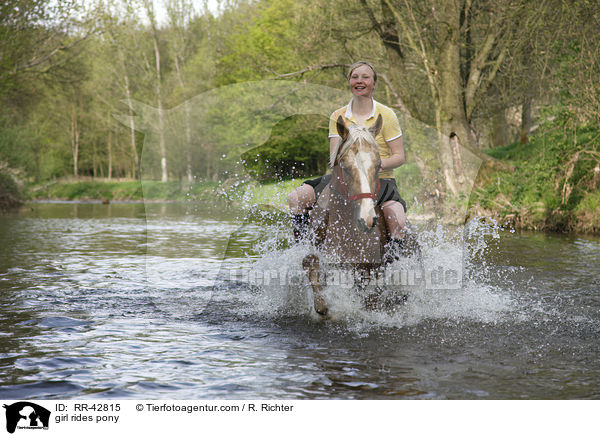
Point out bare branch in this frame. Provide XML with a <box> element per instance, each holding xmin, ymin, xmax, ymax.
<box><xmin>464</xmin><ymin>27</ymin><xmax>503</xmax><ymax>116</ymax></box>
<box><xmin>358</xmin><ymin>0</ymin><xmax>404</xmax><ymax>59</ymax></box>
<box><xmin>11</xmin><ymin>32</ymin><xmax>90</xmax><ymax>75</ymax></box>
<box><xmin>378</xmin><ymin>72</ymin><xmax>411</xmax><ymax>116</ymax></box>
<box><xmin>269</xmin><ymin>63</ymin><xmax>349</xmax><ymax>79</ymax></box>
<box><xmin>460</xmin><ymin>0</ymin><xmax>473</xmax><ymax>32</ymax></box>
<box><xmin>467</xmin><ymin>47</ymin><xmax>507</xmax><ymax>119</ymax></box>
<box><xmin>382</xmin><ymin>0</ymin><xmax>438</xmax><ymax>102</ymax></box>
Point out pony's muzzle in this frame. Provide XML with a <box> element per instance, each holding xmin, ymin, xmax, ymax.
<box><xmin>355</xmin><ymin>209</ymin><xmax>377</xmax><ymax>233</ymax></box>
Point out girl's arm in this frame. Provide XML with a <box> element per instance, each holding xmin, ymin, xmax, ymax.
<box><xmin>381</xmin><ymin>136</ymin><xmax>405</xmax><ymax>170</ymax></box>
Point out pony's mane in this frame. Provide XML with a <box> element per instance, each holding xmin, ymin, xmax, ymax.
<box><xmin>330</xmin><ymin>125</ymin><xmax>380</xmax><ymax>168</ymax></box>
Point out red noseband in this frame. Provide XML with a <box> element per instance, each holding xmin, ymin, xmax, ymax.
<box><xmin>336</xmin><ymin>166</ymin><xmax>380</xmax><ymax>202</ymax></box>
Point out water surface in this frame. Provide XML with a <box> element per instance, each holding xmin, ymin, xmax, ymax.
<box><xmin>0</xmin><ymin>202</ymin><xmax>598</xmax><ymax>399</ymax></box>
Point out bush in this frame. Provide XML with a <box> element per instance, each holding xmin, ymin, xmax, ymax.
<box><xmin>470</xmin><ymin>116</ymin><xmax>600</xmax><ymax>232</ymax></box>
<box><xmin>0</xmin><ymin>162</ymin><xmax>22</xmax><ymax>210</ymax></box>
<box><xmin>574</xmin><ymin>190</ymin><xmax>600</xmax><ymax>233</ymax></box>
<box><xmin>242</xmin><ymin>114</ymin><xmax>330</xmax><ymax>181</ymax></box>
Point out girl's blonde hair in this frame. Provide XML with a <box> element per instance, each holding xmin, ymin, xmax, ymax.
<box><xmin>347</xmin><ymin>61</ymin><xmax>378</xmax><ymax>82</ymax></box>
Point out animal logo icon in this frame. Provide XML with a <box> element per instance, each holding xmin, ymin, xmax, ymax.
<box><xmin>3</xmin><ymin>402</ymin><xmax>50</xmax><ymax>434</ymax></box>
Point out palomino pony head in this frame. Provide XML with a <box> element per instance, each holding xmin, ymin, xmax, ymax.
<box><xmin>330</xmin><ymin>114</ymin><xmax>382</xmax><ymax>233</ymax></box>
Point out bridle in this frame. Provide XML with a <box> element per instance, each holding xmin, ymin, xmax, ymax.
<box><xmin>335</xmin><ymin>165</ymin><xmax>380</xmax><ymax>202</ymax></box>
<box><xmin>331</xmin><ymin>119</ymin><xmax>382</xmax><ymax>204</ymax></box>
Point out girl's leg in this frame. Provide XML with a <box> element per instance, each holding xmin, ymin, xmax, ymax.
<box><xmin>288</xmin><ymin>184</ymin><xmax>315</xmax><ymax>215</ymax></box>
<box><xmin>381</xmin><ymin>200</ymin><xmax>406</xmax><ymax>239</ymax></box>
<box><xmin>381</xmin><ymin>200</ymin><xmax>421</xmax><ymax>259</ymax></box>
<box><xmin>288</xmin><ymin>184</ymin><xmax>316</xmax><ymax>241</ymax></box>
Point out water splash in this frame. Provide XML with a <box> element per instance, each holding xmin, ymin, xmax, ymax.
<box><xmin>240</xmin><ymin>213</ymin><xmax>515</xmax><ymax>328</ymax></box>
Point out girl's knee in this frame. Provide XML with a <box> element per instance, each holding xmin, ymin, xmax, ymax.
<box><xmin>396</xmin><ymin>214</ymin><xmax>406</xmax><ymax>230</ymax></box>
<box><xmin>288</xmin><ymin>189</ymin><xmax>298</xmax><ymax>206</ymax></box>
<box><xmin>289</xmin><ymin>185</ymin><xmax>315</xmax><ymax>214</ymax></box>
<box><xmin>382</xmin><ymin>201</ymin><xmax>406</xmax><ymax>232</ymax></box>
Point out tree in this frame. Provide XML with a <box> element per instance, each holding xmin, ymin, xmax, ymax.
<box><xmin>311</xmin><ymin>0</ymin><xmax>555</xmax><ymax>203</ymax></box>
<box><xmin>0</xmin><ymin>0</ymin><xmax>88</xmax><ymax>101</ymax></box>
<box><xmin>95</xmin><ymin>1</ymin><xmax>147</xmax><ymax>179</ymax></box>
<box><xmin>141</xmin><ymin>0</ymin><xmax>169</xmax><ymax>182</ymax></box>
<box><xmin>241</xmin><ymin>114</ymin><xmax>330</xmax><ymax>180</ymax></box>
<box><xmin>549</xmin><ymin>1</ymin><xmax>600</xmax><ymax>126</ymax></box>
<box><xmin>164</xmin><ymin>0</ymin><xmax>201</xmax><ymax>182</ymax></box>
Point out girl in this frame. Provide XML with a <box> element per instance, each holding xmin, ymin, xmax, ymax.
<box><xmin>289</xmin><ymin>61</ymin><xmax>410</xmax><ymax>255</ymax></box>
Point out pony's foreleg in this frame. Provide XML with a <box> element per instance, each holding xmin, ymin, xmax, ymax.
<box><xmin>302</xmin><ymin>254</ymin><xmax>328</xmax><ymax>316</ymax></box>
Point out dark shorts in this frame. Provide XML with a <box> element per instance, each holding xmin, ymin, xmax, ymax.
<box><xmin>303</xmin><ymin>174</ymin><xmax>407</xmax><ymax>212</ymax></box>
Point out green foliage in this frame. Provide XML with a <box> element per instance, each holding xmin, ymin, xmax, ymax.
<box><xmin>241</xmin><ymin>114</ymin><xmax>330</xmax><ymax>181</ymax></box>
<box><xmin>0</xmin><ymin>0</ymin><xmax>81</xmax><ymax>103</ymax></box>
<box><xmin>574</xmin><ymin>190</ymin><xmax>600</xmax><ymax>233</ymax></box>
<box><xmin>25</xmin><ymin>178</ymin><xmax>295</xmax><ymax>208</ymax></box>
<box><xmin>393</xmin><ymin>162</ymin><xmax>422</xmax><ymax>209</ymax></box>
<box><xmin>0</xmin><ymin>164</ymin><xmax>22</xmax><ymax>210</ymax></box>
<box><xmin>0</xmin><ymin>0</ymin><xmax>598</xmax><ymax>234</ymax></box>
<box><xmin>0</xmin><ymin>116</ymin><xmax>37</xmax><ymax>175</ymax></box>
<box><xmin>216</xmin><ymin>0</ymin><xmax>306</xmax><ymax>85</ymax></box>
<box><xmin>30</xmin><ymin>180</ymin><xmax>138</xmax><ymax>201</ymax></box>
<box><xmin>471</xmin><ymin>115</ymin><xmax>600</xmax><ymax>232</ymax></box>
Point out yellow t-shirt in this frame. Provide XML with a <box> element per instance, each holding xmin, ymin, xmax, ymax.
<box><xmin>328</xmin><ymin>99</ymin><xmax>402</xmax><ymax>179</ymax></box>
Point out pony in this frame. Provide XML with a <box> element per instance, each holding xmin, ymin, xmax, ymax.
<box><xmin>302</xmin><ymin>114</ymin><xmax>395</xmax><ymax>316</ymax></box>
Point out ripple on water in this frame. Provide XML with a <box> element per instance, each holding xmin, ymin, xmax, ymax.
<box><xmin>1</xmin><ymin>203</ymin><xmax>599</xmax><ymax>400</ymax></box>
<box><xmin>0</xmin><ymin>381</ymin><xmax>84</xmax><ymax>399</ymax></box>
<box><xmin>19</xmin><ymin>317</ymin><xmax>93</xmax><ymax>329</ymax></box>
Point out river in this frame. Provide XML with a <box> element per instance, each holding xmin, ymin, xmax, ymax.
<box><xmin>0</xmin><ymin>202</ymin><xmax>598</xmax><ymax>399</ymax></box>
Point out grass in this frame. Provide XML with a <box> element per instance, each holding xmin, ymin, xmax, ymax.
<box><xmin>26</xmin><ymin>178</ymin><xmax>296</xmax><ymax>207</ymax></box>
<box><xmin>574</xmin><ymin>190</ymin><xmax>600</xmax><ymax>233</ymax></box>
<box><xmin>30</xmin><ymin>180</ymin><xmax>142</xmax><ymax>201</ymax></box>
<box><xmin>28</xmin><ymin>179</ymin><xmax>232</xmax><ymax>202</ymax></box>
<box><xmin>469</xmin><ymin>121</ymin><xmax>600</xmax><ymax>233</ymax></box>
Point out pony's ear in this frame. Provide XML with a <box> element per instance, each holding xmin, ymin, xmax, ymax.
<box><xmin>330</xmin><ymin>137</ymin><xmax>341</xmax><ymax>168</ymax></box>
<box><xmin>336</xmin><ymin>115</ymin><xmax>349</xmax><ymax>142</ymax></box>
<box><xmin>331</xmin><ymin>116</ymin><xmax>349</xmax><ymax>168</ymax></box>
<box><xmin>369</xmin><ymin>114</ymin><xmax>383</xmax><ymax>138</ymax></box>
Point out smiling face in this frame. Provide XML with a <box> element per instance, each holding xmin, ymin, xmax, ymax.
<box><xmin>348</xmin><ymin>64</ymin><xmax>376</xmax><ymax>98</ymax></box>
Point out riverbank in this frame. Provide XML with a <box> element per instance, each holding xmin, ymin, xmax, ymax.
<box><xmin>0</xmin><ymin>163</ymin><xmax>23</xmax><ymax>211</ymax></box>
<box><xmin>468</xmin><ymin>123</ymin><xmax>600</xmax><ymax>234</ymax></box>
<box><xmin>26</xmin><ymin>178</ymin><xmax>300</xmax><ymax>208</ymax></box>
<box><xmin>21</xmin><ymin>121</ymin><xmax>600</xmax><ymax>235</ymax></box>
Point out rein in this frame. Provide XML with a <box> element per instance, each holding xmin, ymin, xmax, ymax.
<box><xmin>335</xmin><ymin>166</ymin><xmax>380</xmax><ymax>202</ymax></box>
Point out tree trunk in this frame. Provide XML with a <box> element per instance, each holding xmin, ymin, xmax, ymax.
<box><xmin>185</xmin><ymin>107</ymin><xmax>193</xmax><ymax>183</ymax></box>
<box><xmin>436</xmin><ymin>5</ymin><xmax>467</xmax><ymax>197</ymax></box>
<box><xmin>450</xmin><ymin>133</ymin><xmax>465</xmax><ymax>184</ymax></box>
<box><xmin>145</xmin><ymin>1</ymin><xmax>168</xmax><ymax>183</ymax></box>
<box><xmin>491</xmin><ymin>108</ymin><xmax>509</xmax><ymax>147</ymax></box>
<box><xmin>520</xmin><ymin>97</ymin><xmax>532</xmax><ymax>144</ymax></box>
<box><xmin>143</xmin><ymin>0</ymin><xmax>168</xmax><ymax>182</ymax></box>
<box><xmin>123</xmin><ymin>71</ymin><xmax>139</xmax><ymax>179</ymax></box>
<box><xmin>71</xmin><ymin>102</ymin><xmax>79</xmax><ymax>178</ymax></box>
<box><xmin>206</xmin><ymin>145</ymin><xmax>212</xmax><ymax>181</ymax></box>
<box><xmin>107</xmin><ymin>121</ymin><xmax>113</xmax><ymax>180</ymax></box>
<box><xmin>93</xmin><ymin>140</ymin><xmax>97</xmax><ymax>178</ymax></box>
<box><xmin>175</xmin><ymin>58</ymin><xmax>193</xmax><ymax>183</ymax></box>
<box><xmin>153</xmin><ymin>37</ymin><xmax>168</xmax><ymax>183</ymax></box>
